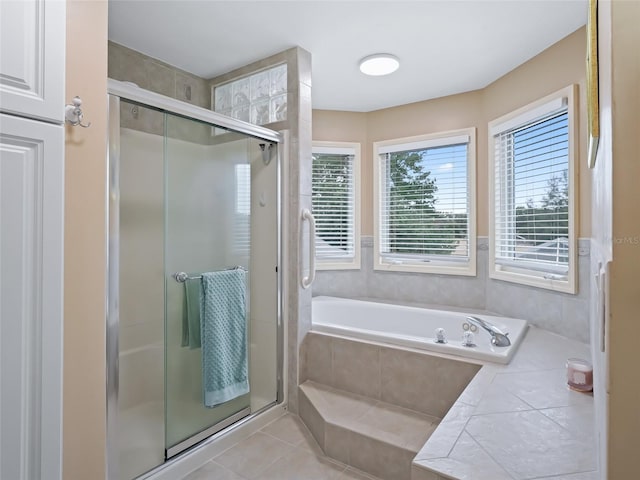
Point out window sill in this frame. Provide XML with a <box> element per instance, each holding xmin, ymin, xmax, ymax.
<box><xmin>490</xmin><ymin>268</ymin><xmax>576</xmax><ymax>294</ymax></box>
<box><xmin>316</xmin><ymin>262</ymin><xmax>361</xmax><ymax>271</ymax></box>
<box><xmin>374</xmin><ymin>260</ymin><xmax>476</xmax><ymax>277</ymax></box>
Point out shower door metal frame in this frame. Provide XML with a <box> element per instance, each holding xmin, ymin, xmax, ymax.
<box><xmin>106</xmin><ymin>79</ymin><xmax>284</xmax><ymax>480</ymax></box>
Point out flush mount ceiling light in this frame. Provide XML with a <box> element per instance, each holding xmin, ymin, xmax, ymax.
<box><xmin>359</xmin><ymin>54</ymin><xmax>400</xmax><ymax>76</ymax></box>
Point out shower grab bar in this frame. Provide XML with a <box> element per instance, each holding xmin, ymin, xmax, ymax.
<box><xmin>301</xmin><ymin>209</ymin><xmax>316</xmax><ymax>289</ymax></box>
<box><xmin>173</xmin><ymin>266</ymin><xmax>247</xmax><ymax>283</ymax></box>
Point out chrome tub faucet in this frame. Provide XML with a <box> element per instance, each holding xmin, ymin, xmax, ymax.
<box><xmin>466</xmin><ymin>316</ymin><xmax>511</xmax><ymax>347</ymax></box>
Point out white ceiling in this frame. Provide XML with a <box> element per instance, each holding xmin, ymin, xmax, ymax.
<box><xmin>108</xmin><ymin>0</ymin><xmax>587</xmax><ymax>112</ymax></box>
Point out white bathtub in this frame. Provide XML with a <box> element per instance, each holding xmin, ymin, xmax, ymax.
<box><xmin>312</xmin><ymin>296</ymin><xmax>528</xmax><ymax>364</ymax></box>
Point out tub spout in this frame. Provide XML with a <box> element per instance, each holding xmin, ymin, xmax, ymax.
<box><xmin>466</xmin><ymin>316</ymin><xmax>511</xmax><ymax>347</ymax></box>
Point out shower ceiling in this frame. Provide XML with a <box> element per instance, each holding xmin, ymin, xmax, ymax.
<box><xmin>108</xmin><ymin>0</ymin><xmax>587</xmax><ymax>112</ymax></box>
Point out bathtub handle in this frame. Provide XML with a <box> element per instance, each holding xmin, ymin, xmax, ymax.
<box><xmin>301</xmin><ymin>208</ymin><xmax>316</xmax><ymax>289</ymax></box>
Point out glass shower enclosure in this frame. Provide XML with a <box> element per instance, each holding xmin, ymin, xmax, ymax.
<box><xmin>107</xmin><ymin>80</ymin><xmax>282</xmax><ymax>480</ymax></box>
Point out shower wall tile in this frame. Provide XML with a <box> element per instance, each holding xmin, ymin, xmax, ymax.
<box><xmin>313</xmin><ymin>269</ymin><xmax>369</xmax><ymax>299</ymax></box>
<box><xmin>298</xmin><ymin>121</ymin><xmax>313</xmax><ymax>197</ymax></box>
<box><xmin>145</xmin><ymin>59</ymin><xmax>175</xmax><ymax>97</ymax></box>
<box><xmin>297</xmin><ymin>48</ymin><xmax>313</xmax><ymax>88</ymax></box>
<box><xmin>175</xmin><ymin>71</ymin><xmax>211</xmax><ymax>109</ymax></box>
<box><xmin>560</xmin><ymin>297</ymin><xmax>590</xmax><ymax>343</ymax></box>
<box><xmin>108</xmin><ymin>41</ymin><xmax>210</xmax><ymax>109</ymax></box>
<box><xmin>298</xmin><ymin>83</ymin><xmax>313</xmax><ymax>124</ymax></box>
<box><xmin>486</xmin><ymin>279</ymin><xmax>564</xmax><ymax>333</ymax></box>
<box><xmin>315</xmin><ymin>236</ymin><xmax>591</xmax><ymax>343</ymax></box>
<box><xmin>108</xmin><ymin>42</ymin><xmax>148</xmax><ymax>89</ymax></box>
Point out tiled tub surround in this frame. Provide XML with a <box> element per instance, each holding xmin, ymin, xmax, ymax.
<box><xmin>313</xmin><ymin>237</ymin><xmax>591</xmax><ymax>343</ymax></box>
<box><xmin>299</xmin><ymin>333</ymin><xmax>481</xmax><ymax>480</ymax></box>
<box><xmin>312</xmin><ymin>296</ymin><xmax>528</xmax><ymax>364</ymax></box>
<box><xmin>301</xmin><ymin>328</ymin><xmax>595</xmax><ymax>480</ymax></box>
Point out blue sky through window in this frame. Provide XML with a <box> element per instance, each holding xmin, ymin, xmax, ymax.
<box><xmin>400</xmin><ymin>143</ymin><xmax>468</xmax><ymax>214</ymax></box>
<box><xmin>513</xmin><ymin>112</ymin><xmax>569</xmax><ymax>208</ymax></box>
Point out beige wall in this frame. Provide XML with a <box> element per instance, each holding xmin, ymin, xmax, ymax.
<box><xmin>64</xmin><ymin>1</ymin><xmax>108</xmax><ymax>479</ymax></box>
<box><xmin>606</xmin><ymin>0</ymin><xmax>640</xmax><ymax>477</ymax></box>
<box><xmin>312</xmin><ymin>110</ymin><xmax>369</xmax><ymax>229</ymax></box>
<box><xmin>313</xmin><ymin>27</ymin><xmax>589</xmax><ymax>238</ymax></box>
<box><xmin>367</xmin><ymin>90</ymin><xmax>484</xmax><ymax>236</ymax></box>
<box><xmin>484</xmin><ymin>26</ymin><xmax>590</xmax><ymax>238</ymax></box>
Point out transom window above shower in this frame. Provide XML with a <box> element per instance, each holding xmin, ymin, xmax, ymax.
<box><xmin>212</xmin><ymin>64</ymin><xmax>288</xmax><ymax>126</ymax></box>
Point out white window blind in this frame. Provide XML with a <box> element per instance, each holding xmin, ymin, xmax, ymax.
<box><xmin>376</xmin><ymin>133</ymin><xmax>473</xmax><ymax>273</ymax></box>
<box><xmin>493</xmin><ymin>108</ymin><xmax>570</xmax><ymax>277</ymax></box>
<box><xmin>233</xmin><ymin>163</ymin><xmax>251</xmax><ymax>257</ymax></box>
<box><xmin>311</xmin><ymin>144</ymin><xmax>360</xmax><ymax>268</ymax></box>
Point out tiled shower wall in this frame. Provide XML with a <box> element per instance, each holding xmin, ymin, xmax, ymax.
<box><xmin>108</xmin><ymin>41</ymin><xmax>211</xmax><ymax>109</ymax></box>
<box><xmin>313</xmin><ymin>237</ymin><xmax>591</xmax><ymax>343</ymax></box>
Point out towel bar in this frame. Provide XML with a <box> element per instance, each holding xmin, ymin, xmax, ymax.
<box><xmin>173</xmin><ymin>266</ymin><xmax>247</xmax><ymax>283</ymax></box>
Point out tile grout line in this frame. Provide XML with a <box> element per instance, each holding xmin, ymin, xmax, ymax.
<box><xmin>536</xmin><ymin>406</ymin><xmax>594</xmax><ymax>442</ymax></box>
<box><xmin>463</xmin><ymin>428</ymin><xmax>518</xmax><ymax>480</ymax></box>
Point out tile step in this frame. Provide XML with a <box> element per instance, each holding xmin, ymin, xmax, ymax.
<box><xmin>299</xmin><ymin>381</ymin><xmax>440</xmax><ymax>480</ymax></box>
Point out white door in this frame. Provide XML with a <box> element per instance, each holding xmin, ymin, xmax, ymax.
<box><xmin>0</xmin><ymin>113</ymin><xmax>64</xmax><ymax>480</ymax></box>
<box><xmin>0</xmin><ymin>0</ymin><xmax>65</xmax><ymax>123</ymax></box>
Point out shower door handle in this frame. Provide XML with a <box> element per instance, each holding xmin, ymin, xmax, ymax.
<box><xmin>301</xmin><ymin>209</ymin><xmax>316</xmax><ymax>289</ymax></box>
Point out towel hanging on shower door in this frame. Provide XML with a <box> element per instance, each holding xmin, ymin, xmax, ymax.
<box><xmin>181</xmin><ymin>277</ymin><xmax>202</xmax><ymax>348</ymax></box>
<box><xmin>200</xmin><ymin>269</ymin><xmax>249</xmax><ymax>407</ymax></box>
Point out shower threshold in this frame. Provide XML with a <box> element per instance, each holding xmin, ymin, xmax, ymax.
<box><xmin>165</xmin><ymin>406</ymin><xmax>251</xmax><ymax>459</ymax></box>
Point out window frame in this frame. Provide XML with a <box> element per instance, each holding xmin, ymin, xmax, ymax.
<box><xmin>311</xmin><ymin>141</ymin><xmax>361</xmax><ymax>270</ymax></box>
<box><xmin>488</xmin><ymin>85</ymin><xmax>578</xmax><ymax>294</ymax></box>
<box><xmin>373</xmin><ymin>128</ymin><xmax>477</xmax><ymax>276</ymax></box>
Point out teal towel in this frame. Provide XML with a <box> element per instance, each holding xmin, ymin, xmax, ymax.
<box><xmin>181</xmin><ymin>278</ymin><xmax>202</xmax><ymax>349</ymax></box>
<box><xmin>200</xmin><ymin>269</ymin><xmax>249</xmax><ymax>407</ymax></box>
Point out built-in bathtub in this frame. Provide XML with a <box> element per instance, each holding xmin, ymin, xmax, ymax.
<box><xmin>312</xmin><ymin>296</ymin><xmax>528</xmax><ymax>364</ymax></box>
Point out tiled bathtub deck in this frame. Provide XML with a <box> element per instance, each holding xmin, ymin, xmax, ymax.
<box><xmin>412</xmin><ymin>326</ymin><xmax>597</xmax><ymax>480</ymax></box>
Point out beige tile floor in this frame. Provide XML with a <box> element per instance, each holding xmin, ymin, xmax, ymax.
<box><xmin>182</xmin><ymin>414</ymin><xmax>381</xmax><ymax>480</ymax></box>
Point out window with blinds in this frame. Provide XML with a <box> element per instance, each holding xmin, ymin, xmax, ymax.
<box><xmin>373</xmin><ymin>129</ymin><xmax>476</xmax><ymax>275</ymax></box>
<box><xmin>311</xmin><ymin>142</ymin><xmax>361</xmax><ymax>269</ymax></box>
<box><xmin>233</xmin><ymin>163</ymin><xmax>251</xmax><ymax>257</ymax></box>
<box><xmin>489</xmin><ymin>86</ymin><xmax>576</xmax><ymax>293</ymax></box>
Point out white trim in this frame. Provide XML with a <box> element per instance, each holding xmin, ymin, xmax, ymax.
<box><xmin>488</xmin><ymin>85</ymin><xmax>577</xmax><ymax>294</ymax></box>
<box><xmin>312</xmin><ymin>141</ymin><xmax>361</xmax><ymax>270</ymax></box>
<box><xmin>373</xmin><ymin>128</ymin><xmax>476</xmax><ymax>276</ymax></box>
<box><xmin>377</xmin><ymin>134</ymin><xmax>470</xmax><ymax>154</ymax></box>
<box><xmin>312</xmin><ymin>145</ymin><xmax>355</xmax><ymax>156</ymax></box>
<box><xmin>488</xmin><ymin>97</ymin><xmax>567</xmax><ymax>136</ymax></box>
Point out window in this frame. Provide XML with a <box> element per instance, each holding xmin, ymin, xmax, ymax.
<box><xmin>373</xmin><ymin>129</ymin><xmax>476</xmax><ymax>275</ymax></box>
<box><xmin>213</xmin><ymin>64</ymin><xmax>287</xmax><ymax>126</ymax></box>
<box><xmin>489</xmin><ymin>86</ymin><xmax>577</xmax><ymax>293</ymax></box>
<box><xmin>312</xmin><ymin>142</ymin><xmax>361</xmax><ymax>269</ymax></box>
<box><xmin>233</xmin><ymin>163</ymin><xmax>251</xmax><ymax>257</ymax></box>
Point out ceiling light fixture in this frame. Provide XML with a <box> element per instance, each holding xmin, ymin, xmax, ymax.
<box><xmin>359</xmin><ymin>54</ymin><xmax>400</xmax><ymax>76</ymax></box>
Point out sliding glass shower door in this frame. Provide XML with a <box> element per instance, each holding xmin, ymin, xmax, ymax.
<box><xmin>165</xmin><ymin>115</ymin><xmax>246</xmax><ymax>453</ymax></box>
<box><xmin>112</xmin><ymin>94</ymin><xmax>280</xmax><ymax>480</ymax></box>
